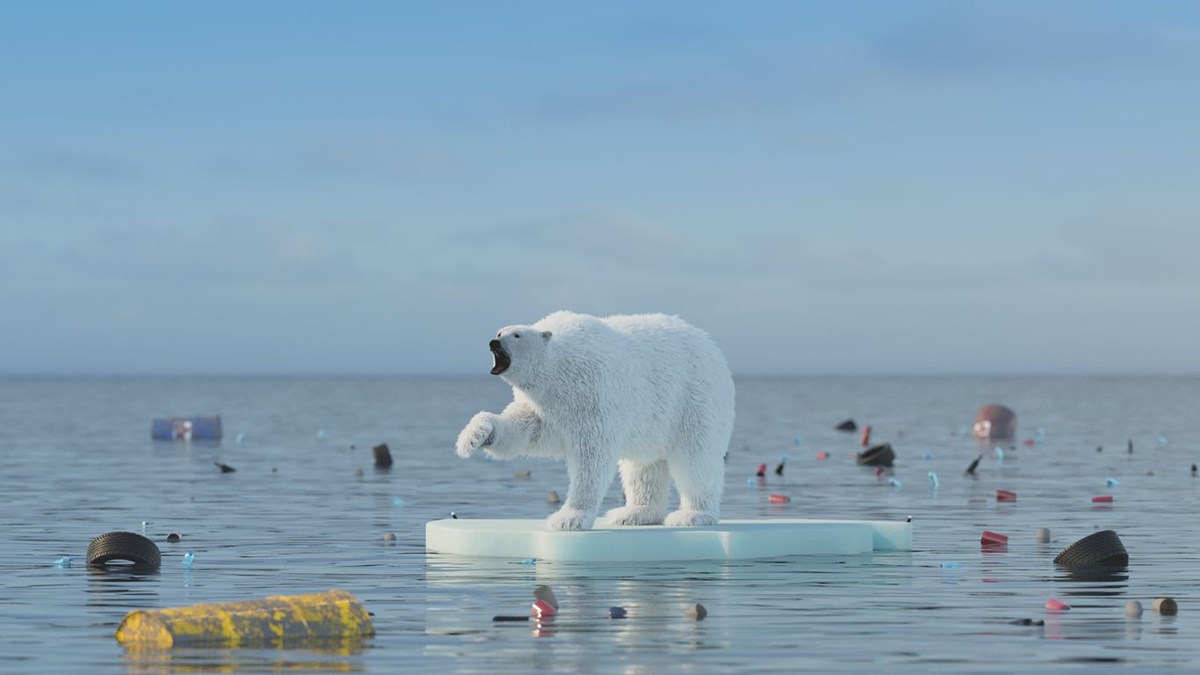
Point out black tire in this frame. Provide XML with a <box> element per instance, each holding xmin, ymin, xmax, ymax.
<box><xmin>836</xmin><ymin>419</ymin><xmax>858</xmax><ymax>432</ymax></box>
<box><xmin>1054</xmin><ymin>530</ymin><xmax>1128</xmax><ymax>568</ymax></box>
<box><xmin>857</xmin><ymin>443</ymin><xmax>896</xmax><ymax>467</ymax></box>
<box><xmin>87</xmin><ymin>531</ymin><xmax>161</xmax><ymax>569</ymax></box>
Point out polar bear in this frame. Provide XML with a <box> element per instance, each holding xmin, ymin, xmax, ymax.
<box><xmin>455</xmin><ymin>311</ymin><xmax>735</xmax><ymax>531</ymax></box>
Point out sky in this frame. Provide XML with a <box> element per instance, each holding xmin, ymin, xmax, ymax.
<box><xmin>2</xmin><ymin>1</ymin><xmax>1199</xmax><ymax>375</ymax></box>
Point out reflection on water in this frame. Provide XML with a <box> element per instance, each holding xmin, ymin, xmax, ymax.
<box><xmin>121</xmin><ymin>642</ymin><xmax>367</xmax><ymax>674</ymax></box>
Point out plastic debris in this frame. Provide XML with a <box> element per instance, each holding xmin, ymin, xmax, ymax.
<box><xmin>859</xmin><ymin>425</ymin><xmax>872</xmax><ymax>447</ymax></box>
<box><xmin>937</xmin><ymin>561</ymin><xmax>961</xmax><ymax>569</ymax></box>
<box><xmin>53</xmin><ymin>556</ymin><xmax>73</xmax><ymax>568</ymax></box>
<box><xmin>993</xmin><ymin>446</ymin><xmax>1005</xmax><ymax>461</ymax></box>
<box><xmin>384</xmin><ymin>532</ymin><xmax>396</xmax><ymax>543</ymax></box>
<box><xmin>793</xmin><ymin>435</ymin><xmax>803</xmax><ymax>446</ymax></box>
<box><xmin>141</xmin><ymin>521</ymin><xmax>149</xmax><ymax>533</ymax></box>
<box><xmin>685</xmin><ymin>603</ymin><xmax>707</xmax><ymax>620</ymax></box>
<box><xmin>747</xmin><ymin>477</ymin><xmax>756</xmax><ymax>486</ymax></box>
<box><xmin>923</xmin><ymin>451</ymin><xmax>933</xmax><ymax>460</ymax></box>
<box><xmin>981</xmin><ymin>530</ymin><xmax>1008</xmax><ymax>546</ymax></box>
<box><xmin>316</xmin><ymin>429</ymin><xmax>326</xmax><ymax>439</ymax></box>
<box><xmin>1045</xmin><ymin>598</ymin><xmax>1071</xmax><ymax>611</ymax></box>
<box><xmin>928</xmin><ymin>472</ymin><xmax>939</xmax><ymax>488</ymax></box>
<box><xmin>215</xmin><ymin>462</ymin><xmax>235</xmax><ymax>473</ymax></box>
<box><xmin>1193</xmin><ymin>464</ymin><xmax>1198</xmax><ymax>476</ymax></box>
<box><xmin>546</xmin><ymin>491</ymin><xmax>561</xmax><ymax>504</ymax></box>
<box><xmin>521</xmin><ymin>558</ymin><xmax>537</xmax><ymax>565</ymax></box>
<box><xmin>1126</xmin><ymin>600</ymin><xmax>1143</xmax><ymax>618</ymax></box>
<box><xmin>1092</xmin><ymin>495</ymin><xmax>1113</xmax><ymax>503</ymax></box>
<box><xmin>534</xmin><ymin>586</ymin><xmax>559</xmax><ymax>610</ymax></box>
<box><xmin>836</xmin><ymin>419</ymin><xmax>857</xmax><ymax>432</ymax></box>
<box><xmin>775</xmin><ymin>456</ymin><xmax>787</xmax><ymax>475</ymax></box>
<box><xmin>1035</xmin><ymin>528</ymin><xmax>1050</xmax><ymax>543</ymax></box>
<box><xmin>514</xmin><ymin>470</ymin><xmax>532</xmax><ymax>479</ymax></box>
<box><xmin>373</xmin><ymin>443</ymin><xmax>393</xmax><ymax>468</ymax></box>
<box><xmin>965</xmin><ymin>456</ymin><xmax>980</xmax><ymax>476</ymax></box>
<box><xmin>1010</xmin><ymin>618</ymin><xmax>1044</xmax><ymax>626</ymax></box>
<box><xmin>1157</xmin><ymin>436</ymin><xmax>1168</xmax><ymax>445</ymax></box>
<box><xmin>887</xmin><ymin>477</ymin><xmax>902</xmax><ymax>488</ymax></box>
<box><xmin>1023</xmin><ymin>438</ymin><xmax>1034</xmax><ymax>447</ymax></box>
<box><xmin>768</xmin><ymin>494</ymin><xmax>791</xmax><ymax>503</ymax></box>
<box><xmin>973</xmin><ymin>404</ymin><xmax>1017</xmax><ymax>442</ymax></box>
<box><xmin>182</xmin><ymin>551</ymin><xmax>195</xmax><ymax>568</ymax></box>
<box><xmin>235</xmin><ymin>432</ymin><xmax>246</xmax><ymax>445</ymax></box>
<box><xmin>1152</xmin><ymin>598</ymin><xmax>1178</xmax><ymax>615</ymax></box>
<box><xmin>996</xmin><ymin>489</ymin><xmax>1017</xmax><ymax>502</ymax></box>
<box><xmin>816</xmin><ymin>451</ymin><xmax>829</xmax><ymax>460</ymax></box>
<box><xmin>493</xmin><ymin>615</ymin><xmax>529</xmax><ymax>622</ymax></box>
<box><xmin>608</xmin><ymin>606</ymin><xmax>627</xmax><ymax>619</ymax></box>
<box><xmin>166</xmin><ymin>532</ymin><xmax>182</xmax><ymax>543</ymax></box>
<box><xmin>531</xmin><ymin>599</ymin><xmax>556</xmax><ymax>618</ymax></box>
<box><xmin>392</xmin><ymin>497</ymin><xmax>406</xmax><ymax>506</ymax></box>
<box><xmin>1106</xmin><ymin>477</ymin><xmax>1119</xmax><ymax>487</ymax></box>
<box><xmin>1035</xmin><ymin>427</ymin><xmax>1046</xmax><ymax>442</ymax></box>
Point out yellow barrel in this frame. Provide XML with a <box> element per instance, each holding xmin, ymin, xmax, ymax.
<box><xmin>115</xmin><ymin>589</ymin><xmax>374</xmax><ymax>649</ymax></box>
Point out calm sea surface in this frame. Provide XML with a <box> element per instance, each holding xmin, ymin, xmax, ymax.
<box><xmin>1</xmin><ymin>375</ymin><xmax>1197</xmax><ymax>673</ymax></box>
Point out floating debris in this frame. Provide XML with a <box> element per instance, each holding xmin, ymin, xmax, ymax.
<box><xmin>1092</xmin><ymin>495</ymin><xmax>1113</xmax><ymax>504</ymax></box>
<box><xmin>373</xmin><ymin>443</ymin><xmax>393</xmax><ymax>468</ymax></box>
<box><xmin>1152</xmin><ymin>598</ymin><xmax>1178</xmax><ymax>615</ymax></box>
<box><xmin>1106</xmin><ymin>477</ymin><xmax>1120</xmax><ymax>487</ymax></box>
<box><xmin>755</xmin><ymin>463</ymin><xmax>767</xmax><ymax>478</ymax></box>
<box><xmin>493</xmin><ymin>615</ymin><xmax>529</xmax><ymax>622</ymax></box>
<box><xmin>1126</xmin><ymin>600</ymin><xmax>1143</xmax><ymax>618</ymax></box>
<box><xmin>531</xmin><ymin>599</ymin><xmax>556</xmax><ymax>618</ymax></box>
<box><xmin>384</xmin><ymin>532</ymin><xmax>396</xmax><ymax>543</ymax></box>
<box><xmin>1127</xmin><ymin>438</ymin><xmax>1134</xmax><ymax>454</ymax></box>
<box><xmin>836</xmin><ymin>419</ymin><xmax>857</xmax><ymax>432</ymax></box>
<box><xmin>685</xmin><ymin>603</ymin><xmax>708</xmax><ymax>621</ymax></box>
<box><xmin>1054</xmin><ymin>530</ymin><xmax>1128</xmax><ymax>568</ymax></box>
<box><xmin>608</xmin><ymin>607</ymin><xmax>627</xmax><ymax>619</ymax></box>
<box><xmin>316</xmin><ymin>429</ymin><xmax>326</xmax><ymax>439</ymax></box>
<box><xmin>993</xmin><ymin>446</ymin><xmax>1005</xmax><ymax>461</ymax></box>
<box><xmin>215</xmin><ymin>462</ymin><xmax>236</xmax><ymax>473</ymax></box>
<box><xmin>392</xmin><ymin>498</ymin><xmax>406</xmax><ymax>506</ymax></box>
<box><xmin>965</xmin><ymin>456</ymin><xmax>980</xmax><ymax>476</ymax></box>
<box><xmin>521</xmin><ymin>558</ymin><xmax>537</xmax><ymax>566</ymax></box>
<box><xmin>859</xmin><ymin>425</ymin><xmax>872</xmax><ymax>447</ymax></box>
<box><xmin>166</xmin><ymin>532</ymin><xmax>182</xmax><ymax>543</ymax></box>
<box><xmin>236</xmin><ymin>432</ymin><xmax>246</xmax><ymax>445</ymax></box>
<box><xmin>857</xmin><ymin>443</ymin><xmax>895</xmax><ymax>467</ymax></box>
<box><xmin>887</xmin><ymin>477</ymin><xmax>902</xmax><ymax>488</ymax></box>
<box><xmin>534</xmin><ymin>585</ymin><xmax>559</xmax><ymax>610</ymax></box>
<box><xmin>937</xmin><ymin>561</ymin><xmax>961</xmax><ymax>569</ymax></box>
<box><xmin>1035</xmin><ymin>528</ymin><xmax>1051</xmax><ymax>543</ymax></box>
<box><xmin>768</xmin><ymin>494</ymin><xmax>790</xmax><ymax>503</ymax></box>
<box><xmin>774</xmin><ymin>456</ymin><xmax>787</xmax><ymax>476</ymax></box>
<box><xmin>815</xmin><ymin>451</ymin><xmax>829</xmax><ymax>460</ymax></box>
<box><xmin>981</xmin><ymin>530</ymin><xmax>1008</xmax><ymax>546</ymax></box>
<box><xmin>514</xmin><ymin>470</ymin><xmax>532</xmax><ymax>479</ymax></box>
<box><xmin>547</xmin><ymin>491</ymin><xmax>561</xmax><ymax>504</ymax></box>
<box><xmin>973</xmin><ymin>404</ymin><xmax>1017</xmax><ymax>442</ymax></box>
<box><xmin>354</xmin><ymin>468</ymin><xmax>364</xmax><ymax>478</ymax></box>
<box><xmin>182</xmin><ymin>551</ymin><xmax>195</xmax><ymax>568</ymax></box>
<box><xmin>1045</xmin><ymin>598</ymin><xmax>1070</xmax><ymax>611</ymax></box>
<box><xmin>996</xmin><ymin>489</ymin><xmax>1017</xmax><ymax>502</ymax></box>
<box><xmin>928</xmin><ymin>472</ymin><xmax>939</xmax><ymax>488</ymax></box>
<box><xmin>53</xmin><ymin>556</ymin><xmax>73</xmax><ymax>568</ymax></box>
<box><xmin>1157</xmin><ymin>436</ymin><xmax>1168</xmax><ymax>445</ymax></box>
<box><xmin>1010</xmin><ymin>618</ymin><xmax>1045</xmax><ymax>626</ymax></box>
<box><xmin>450</xmin><ymin>512</ymin><xmax>458</xmax><ymax>519</ymax></box>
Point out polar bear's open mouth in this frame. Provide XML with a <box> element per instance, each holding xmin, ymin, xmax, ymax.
<box><xmin>489</xmin><ymin>340</ymin><xmax>511</xmax><ymax>375</ymax></box>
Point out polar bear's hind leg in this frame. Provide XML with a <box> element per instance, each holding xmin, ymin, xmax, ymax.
<box><xmin>663</xmin><ymin>447</ymin><xmax>724</xmax><ymax>528</ymax></box>
<box><xmin>605</xmin><ymin>459</ymin><xmax>670</xmax><ymax>526</ymax></box>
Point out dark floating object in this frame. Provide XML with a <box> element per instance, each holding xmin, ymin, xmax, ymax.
<box><xmin>373</xmin><ymin>443</ymin><xmax>393</xmax><ymax>468</ymax></box>
<box><xmin>1192</xmin><ymin>464</ymin><xmax>1197</xmax><ymax>476</ymax></box>
<box><xmin>755</xmin><ymin>463</ymin><xmax>767</xmax><ymax>477</ymax></box>
<box><xmin>166</xmin><ymin>532</ymin><xmax>182</xmax><ymax>543</ymax></box>
<box><xmin>608</xmin><ymin>606</ymin><xmax>627</xmax><ymax>619</ymax></box>
<box><xmin>151</xmin><ymin>415</ymin><xmax>222</xmax><ymax>440</ymax></box>
<box><xmin>774</xmin><ymin>461</ymin><xmax>785</xmax><ymax>476</ymax></box>
<box><xmin>836</xmin><ymin>419</ymin><xmax>857</xmax><ymax>432</ymax></box>
<box><xmin>492</xmin><ymin>615</ymin><xmax>529</xmax><ymax>622</ymax></box>
<box><xmin>1010</xmin><ymin>618</ymin><xmax>1045</xmax><ymax>626</ymax></box>
<box><xmin>87</xmin><ymin>531</ymin><xmax>161</xmax><ymax>569</ymax></box>
<box><xmin>1096</xmin><ymin>446</ymin><xmax>1103</xmax><ymax>453</ymax></box>
<box><xmin>685</xmin><ymin>603</ymin><xmax>708</xmax><ymax>620</ymax></box>
<box><xmin>972</xmin><ymin>404</ymin><xmax>1017</xmax><ymax>442</ymax></box>
<box><xmin>965</xmin><ymin>455</ymin><xmax>981</xmax><ymax>475</ymax></box>
<box><xmin>1128</xmin><ymin>438</ymin><xmax>1134</xmax><ymax>454</ymax></box>
<box><xmin>1054</xmin><ymin>530</ymin><xmax>1129</xmax><ymax>569</ymax></box>
<box><xmin>857</xmin><ymin>443</ymin><xmax>895</xmax><ymax>467</ymax></box>
<box><xmin>215</xmin><ymin>462</ymin><xmax>236</xmax><ymax>473</ymax></box>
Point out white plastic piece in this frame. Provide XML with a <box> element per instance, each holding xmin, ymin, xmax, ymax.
<box><xmin>425</xmin><ymin>517</ymin><xmax>912</xmax><ymax>562</ymax></box>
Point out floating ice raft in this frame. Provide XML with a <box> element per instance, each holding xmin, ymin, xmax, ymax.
<box><xmin>425</xmin><ymin>517</ymin><xmax>912</xmax><ymax>562</ymax></box>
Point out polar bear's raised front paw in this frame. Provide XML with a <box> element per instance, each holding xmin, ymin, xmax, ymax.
<box><xmin>546</xmin><ymin>507</ymin><xmax>594</xmax><ymax>531</ymax></box>
<box><xmin>605</xmin><ymin>505</ymin><xmax>666</xmax><ymax>526</ymax></box>
<box><xmin>664</xmin><ymin>510</ymin><xmax>718</xmax><ymax>527</ymax></box>
<box><xmin>455</xmin><ymin>412</ymin><xmax>496</xmax><ymax>459</ymax></box>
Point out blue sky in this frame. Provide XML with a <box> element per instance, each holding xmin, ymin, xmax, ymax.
<box><xmin>2</xmin><ymin>1</ymin><xmax>1198</xmax><ymax>375</ymax></box>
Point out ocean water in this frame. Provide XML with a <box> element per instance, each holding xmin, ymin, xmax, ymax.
<box><xmin>0</xmin><ymin>375</ymin><xmax>1197</xmax><ymax>673</ymax></box>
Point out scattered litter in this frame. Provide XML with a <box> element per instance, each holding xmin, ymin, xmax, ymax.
<box><xmin>965</xmin><ymin>456</ymin><xmax>980</xmax><ymax>476</ymax></box>
<box><xmin>141</xmin><ymin>521</ymin><xmax>149</xmax><ymax>533</ymax></box>
<box><xmin>685</xmin><ymin>603</ymin><xmax>708</xmax><ymax>620</ymax></box>
<box><xmin>1127</xmin><ymin>438</ymin><xmax>1133</xmax><ymax>454</ymax></box>
<box><xmin>981</xmin><ymin>530</ymin><xmax>1008</xmax><ymax>546</ymax></box>
<box><xmin>973</xmin><ymin>404</ymin><xmax>1017</xmax><ymax>442</ymax></box>
<box><xmin>1126</xmin><ymin>600</ymin><xmax>1143</xmax><ymax>618</ymax></box>
<box><xmin>993</xmin><ymin>446</ymin><xmax>1005</xmax><ymax>461</ymax></box>
<box><xmin>531</xmin><ymin>599</ymin><xmax>556</xmax><ymax>618</ymax></box>
<box><xmin>166</xmin><ymin>532</ymin><xmax>182</xmax><ymax>543</ymax></box>
<box><xmin>1035</xmin><ymin>428</ymin><xmax>1046</xmax><ymax>442</ymax></box>
<box><xmin>1192</xmin><ymin>464</ymin><xmax>1197</xmax><ymax>476</ymax></box>
<box><xmin>857</xmin><ymin>443</ymin><xmax>895</xmax><ymax>467</ymax></box>
<box><xmin>384</xmin><ymin>532</ymin><xmax>396</xmax><ymax>543</ymax></box>
<box><xmin>755</xmin><ymin>463</ymin><xmax>767</xmax><ymax>477</ymax></box>
<box><xmin>887</xmin><ymin>477</ymin><xmax>902</xmax><ymax>488</ymax></box>
<box><xmin>815</xmin><ymin>451</ymin><xmax>829</xmax><ymax>460</ymax></box>
<box><xmin>373</xmin><ymin>443</ymin><xmax>393</xmax><ymax>468</ymax></box>
<box><xmin>775</xmin><ymin>455</ymin><xmax>787</xmax><ymax>475</ymax></box>
<box><xmin>215</xmin><ymin>462</ymin><xmax>236</xmax><ymax>473</ymax></box>
<box><xmin>1054</xmin><ymin>530</ymin><xmax>1128</xmax><ymax>568</ymax></box>
<box><xmin>836</xmin><ymin>419</ymin><xmax>857</xmax><ymax>432</ymax></box>
<box><xmin>53</xmin><ymin>556</ymin><xmax>73</xmax><ymax>568</ymax></box>
<box><xmin>513</xmin><ymin>470</ymin><xmax>532</xmax><ymax>479</ymax></box>
<box><xmin>1035</xmin><ymin>528</ymin><xmax>1050</xmax><ymax>543</ymax></box>
<box><xmin>1010</xmin><ymin>618</ymin><xmax>1045</xmax><ymax>626</ymax></box>
<box><xmin>608</xmin><ymin>606</ymin><xmax>627</xmax><ymax>619</ymax></box>
<box><xmin>937</xmin><ymin>561</ymin><xmax>961</xmax><ymax>569</ymax></box>
<box><xmin>1152</xmin><ymin>598</ymin><xmax>1178</xmax><ymax>615</ymax></box>
<box><xmin>859</xmin><ymin>425</ymin><xmax>872</xmax><ymax>447</ymax></box>
<box><xmin>392</xmin><ymin>498</ymin><xmax>406</xmax><ymax>507</ymax></box>
<box><xmin>534</xmin><ymin>585</ymin><xmax>559</xmax><ymax>610</ymax></box>
<box><xmin>768</xmin><ymin>494</ymin><xmax>790</xmax><ymax>503</ymax></box>
<box><xmin>182</xmin><ymin>551</ymin><xmax>195</xmax><ymax>568</ymax></box>
<box><xmin>1045</xmin><ymin>598</ymin><xmax>1070</xmax><ymax>611</ymax></box>
<box><xmin>493</xmin><ymin>615</ymin><xmax>529</xmax><ymax>622</ymax></box>
<box><xmin>521</xmin><ymin>558</ymin><xmax>537</xmax><ymax>565</ymax></box>
<box><xmin>928</xmin><ymin>472</ymin><xmax>939</xmax><ymax>488</ymax></box>
<box><xmin>547</xmin><ymin>491</ymin><xmax>561</xmax><ymax>504</ymax></box>
<box><xmin>996</xmin><ymin>489</ymin><xmax>1017</xmax><ymax>502</ymax></box>
<box><xmin>1106</xmin><ymin>477</ymin><xmax>1119</xmax><ymax>487</ymax></box>
<box><xmin>152</xmin><ymin>415</ymin><xmax>222</xmax><ymax>441</ymax></box>
<box><xmin>236</xmin><ymin>432</ymin><xmax>246</xmax><ymax>445</ymax></box>
<box><xmin>1092</xmin><ymin>495</ymin><xmax>1113</xmax><ymax>504</ymax></box>
<box><xmin>1157</xmin><ymin>436</ymin><xmax>1168</xmax><ymax>445</ymax></box>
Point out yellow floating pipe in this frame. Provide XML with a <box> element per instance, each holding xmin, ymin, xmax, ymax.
<box><xmin>115</xmin><ymin>589</ymin><xmax>374</xmax><ymax>649</ymax></box>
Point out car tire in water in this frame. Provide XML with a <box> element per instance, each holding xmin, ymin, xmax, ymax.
<box><xmin>86</xmin><ymin>531</ymin><xmax>162</xmax><ymax>569</ymax></box>
<box><xmin>1054</xmin><ymin>529</ymin><xmax>1128</xmax><ymax>568</ymax></box>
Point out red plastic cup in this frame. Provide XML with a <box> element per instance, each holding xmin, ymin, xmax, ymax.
<box><xmin>755</xmin><ymin>463</ymin><xmax>767</xmax><ymax>477</ymax></box>
<box><xmin>768</xmin><ymin>494</ymin><xmax>790</xmax><ymax>503</ymax></box>
<box><xmin>531</xmin><ymin>599</ymin><xmax>557</xmax><ymax>617</ymax></box>
<box><xmin>996</xmin><ymin>489</ymin><xmax>1017</xmax><ymax>502</ymax></box>
<box><xmin>981</xmin><ymin>530</ymin><xmax>1008</xmax><ymax>545</ymax></box>
<box><xmin>1045</xmin><ymin>598</ymin><xmax>1071</xmax><ymax>611</ymax></box>
<box><xmin>1092</xmin><ymin>495</ymin><xmax>1114</xmax><ymax>503</ymax></box>
<box><xmin>860</xmin><ymin>425</ymin><xmax>872</xmax><ymax>447</ymax></box>
<box><xmin>816</xmin><ymin>451</ymin><xmax>829</xmax><ymax>460</ymax></box>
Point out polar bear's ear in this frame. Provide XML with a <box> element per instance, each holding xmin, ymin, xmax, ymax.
<box><xmin>541</xmin><ymin>331</ymin><xmax>552</xmax><ymax>341</ymax></box>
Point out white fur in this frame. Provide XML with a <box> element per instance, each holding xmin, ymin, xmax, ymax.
<box><xmin>455</xmin><ymin>311</ymin><xmax>735</xmax><ymax>531</ymax></box>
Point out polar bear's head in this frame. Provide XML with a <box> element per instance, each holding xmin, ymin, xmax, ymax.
<box><xmin>489</xmin><ymin>325</ymin><xmax>553</xmax><ymax>384</ymax></box>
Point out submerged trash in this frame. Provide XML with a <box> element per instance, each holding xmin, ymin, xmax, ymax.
<box><xmin>521</xmin><ymin>558</ymin><xmax>537</xmax><ymax>566</ymax></box>
<box><xmin>181</xmin><ymin>551</ymin><xmax>195</xmax><ymax>568</ymax></box>
<box><xmin>316</xmin><ymin>429</ymin><xmax>327</xmax><ymax>439</ymax></box>
<box><xmin>774</xmin><ymin>456</ymin><xmax>786</xmax><ymax>476</ymax></box>
<box><xmin>1010</xmin><ymin>618</ymin><xmax>1044</xmax><ymax>626</ymax></box>
<box><xmin>859</xmin><ymin>425</ymin><xmax>872</xmax><ymax>447</ymax></box>
<box><xmin>1157</xmin><ymin>436</ymin><xmax>1168</xmax><ymax>445</ymax></box>
<box><xmin>383</xmin><ymin>532</ymin><xmax>396</xmax><ymax>543</ymax></box>
<box><xmin>1106</xmin><ymin>477</ymin><xmax>1120</xmax><ymax>487</ymax></box>
<box><xmin>547</xmin><ymin>491</ymin><xmax>561</xmax><ymax>504</ymax></box>
<box><xmin>857</xmin><ymin>443</ymin><xmax>895</xmax><ymax>467</ymax></box>
<box><xmin>166</xmin><ymin>532</ymin><xmax>182</xmax><ymax>543</ymax></box>
<box><xmin>1035</xmin><ymin>528</ymin><xmax>1051</xmax><ymax>543</ymax></box>
<box><xmin>215</xmin><ymin>462</ymin><xmax>236</xmax><ymax>473</ymax></box>
<box><xmin>1054</xmin><ymin>530</ymin><xmax>1128</xmax><ymax>568</ymax></box>
<box><xmin>996</xmin><ymin>489</ymin><xmax>1017</xmax><ymax>502</ymax></box>
<box><xmin>531</xmin><ymin>599</ymin><xmax>557</xmax><ymax>618</ymax></box>
<box><xmin>493</xmin><ymin>615</ymin><xmax>529</xmax><ymax>622</ymax></box>
<box><xmin>755</xmin><ymin>463</ymin><xmax>767</xmax><ymax>478</ymax></box>
<box><xmin>816</xmin><ymin>451</ymin><xmax>829</xmax><ymax>460</ymax></box>
<box><xmin>836</xmin><ymin>419</ymin><xmax>857</xmax><ymax>432</ymax></box>
<box><xmin>887</xmin><ymin>477</ymin><xmax>902</xmax><ymax>488</ymax></box>
<box><xmin>53</xmin><ymin>556</ymin><xmax>73</xmax><ymax>568</ymax></box>
<box><xmin>768</xmin><ymin>494</ymin><xmax>791</xmax><ymax>503</ymax></box>
<box><xmin>928</xmin><ymin>472</ymin><xmax>939</xmax><ymax>488</ymax></box>
<box><xmin>1092</xmin><ymin>495</ymin><xmax>1113</xmax><ymax>503</ymax></box>
<box><xmin>608</xmin><ymin>606</ymin><xmax>627</xmax><ymax>619</ymax></box>
<box><xmin>981</xmin><ymin>530</ymin><xmax>1008</xmax><ymax>546</ymax></box>
<box><xmin>1126</xmin><ymin>600</ymin><xmax>1143</xmax><ymax>618</ymax></box>
<box><xmin>685</xmin><ymin>603</ymin><xmax>708</xmax><ymax>620</ymax></box>
<box><xmin>236</xmin><ymin>432</ymin><xmax>246</xmax><ymax>444</ymax></box>
<box><xmin>534</xmin><ymin>585</ymin><xmax>559</xmax><ymax>610</ymax></box>
<box><xmin>993</xmin><ymin>446</ymin><xmax>1005</xmax><ymax>461</ymax></box>
<box><xmin>392</xmin><ymin>498</ymin><xmax>406</xmax><ymax>506</ymax></box>
<box><xmin>1153</xmin><ymin>598</ymin><xmax>1178</xmax><ymax>615</ymax></box>
<box><xmin>373</xmin><ymin>443</ymin><xmax>393</xmax><ymax>468</ymax></box>
<box><xmin>1045</xmin><ymin>598</ymin><xmax>1071</xmax><ymax>611</ymax></box>
<box><xmin>965</xmin><ymin>456</ymin><xmax>981</xmax><ymax>476</ymax></box>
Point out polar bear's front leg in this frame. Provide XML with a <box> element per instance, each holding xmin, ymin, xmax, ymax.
<box><xmin>455</xmin><ymin>401</ymin><xmax>544</xmax><ymax>460</ymax></box>
<box><xmin>547</xmin><ymin>443</ymin><xmax>618</xmax><ymax>531</ymax></box>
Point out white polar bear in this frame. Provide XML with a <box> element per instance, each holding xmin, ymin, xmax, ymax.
<box><xmin>455</xmin><ymin>311</ymin><xmax>735</xmax><ymax>531</ymax></box>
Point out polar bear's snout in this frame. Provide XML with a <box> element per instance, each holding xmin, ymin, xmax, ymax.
<box><xmin>489</xmin><ymin>339</ymin><xmax>511</xmax><ymax>375</ymax></box>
